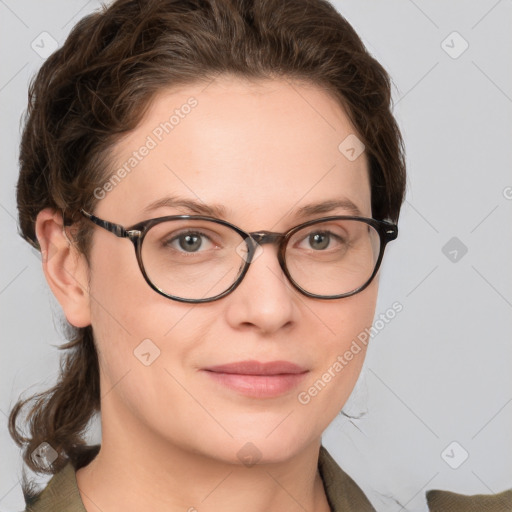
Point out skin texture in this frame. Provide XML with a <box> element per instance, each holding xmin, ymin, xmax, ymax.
<box><xmin>35</xmin><ymin>75</ymin><xmax>378</xmax><ymax>512</ymax></box>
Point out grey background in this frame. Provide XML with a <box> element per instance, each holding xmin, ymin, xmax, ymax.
<box><xmin>1</xmin><ymin>1</ymin><xmax>511</xmax><ymax>511</ymax></box>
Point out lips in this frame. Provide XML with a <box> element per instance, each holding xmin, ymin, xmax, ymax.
<box><xmin>203</xmin><ymin>360</ymin><xmax>308</xmax><ymax>376</ymax></box>
<box><xmin>202</xmin><ymin>360</ymin><xmax>309</xmax><ymax>398</ymax></box>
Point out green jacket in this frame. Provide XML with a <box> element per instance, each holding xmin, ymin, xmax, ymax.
<box><xmin>24</xmin><ymin>445</ymin><xmax>512</xmax><ymax>511</ymax></box>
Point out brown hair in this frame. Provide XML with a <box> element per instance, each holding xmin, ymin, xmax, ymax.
<box><xmin>10</xmin><ymin>0</ymin><xmax>406</xmax><ymax>481</ymax></box>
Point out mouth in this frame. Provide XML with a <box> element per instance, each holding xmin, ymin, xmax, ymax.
<box><xmin>201</xmin><ymin>360</ymin><xmax>309</xmax><ymax>398</ymax></box>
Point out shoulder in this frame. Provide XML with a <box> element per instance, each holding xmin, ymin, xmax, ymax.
<box><xmin>23</xmin><ymin>446</ymin><xmax>99</xmax><ymax>512</ymax></box>
<box><xmin>426</xmin><ymin>488</ymin><xmax>512</xmax><ymax>512</ymax></box>
<box><xmin>24</xmin><ymin>464</ymin><xmax>85</xmax><ymax>512</ymax></box>
<box><xmin>318</xmin><ymin>444</ymin><xmax>376</xmax><ymax>511</ymax></box>
<box><xmin>319</xmin><ymin>446</ymin><xmax>512</xmax><ymax>511</ymax></box>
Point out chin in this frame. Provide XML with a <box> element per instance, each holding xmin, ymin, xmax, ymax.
<box><xmin>203</xmin><ymin>427</ymin><xmax>319</xmax><ymax>466</ymax></box>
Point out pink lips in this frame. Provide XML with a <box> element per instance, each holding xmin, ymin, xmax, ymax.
<box><xmin>202</xmin><ymin>360</ymin><xmax>309</xmax><ymax>398</ymax></box>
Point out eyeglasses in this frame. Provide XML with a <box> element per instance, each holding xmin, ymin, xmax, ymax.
<box><xmin>80</xmin><ymin>209</ymin><xmax>398</xmax><ymax>303</ymax></box>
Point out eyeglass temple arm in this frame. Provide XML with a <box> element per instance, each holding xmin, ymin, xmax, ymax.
<box><xmin>80</xmin><ymin>209</ymin><xmax>134</xmax><ymax>238</ymax></box>
<box><xmin>382</xmin><ymin>222</ymin><xmax>398</xmax><ymax>242</ymax></box>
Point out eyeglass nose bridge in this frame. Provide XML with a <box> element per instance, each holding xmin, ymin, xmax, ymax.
<box><xmin>242</xmin><ymin>231</ymin><xmax>287</xmax><ymax>265</ymax></box>
<box><xmin>245</xmin><ymin>231</ymin><xmax>287</xmax><ymax>260</ymax></box>
<box><xmin>248</xmin><ymin>231</ymin><xmax>285</xmax><ymax>246</ymax></box>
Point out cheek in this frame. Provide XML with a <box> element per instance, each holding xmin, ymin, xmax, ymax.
<box><xmin>86</xmin><ymin>238</ymin><xmax>208</xmax><ymax>408</ymax></box>
<box><xmin>88</xmin><ymin>241</ymin><xmax>140</xmax><ymax>336</ymax></box>
<box><xmin>87</xmin><ymin>238</ymin><xmax>164</xmax><ymax>387</ymax></box>
<box><xmin>298</xmin><ymin>279</ymin><xmax>378</xmax><ymax>420</ymax></box>
<box><xmin>313</xmin><ymin>277</ymin><xmax>378</xmax><ymax>353</ymax></box>
<box><xmin>87</xmin><ymin>230</ymin><xmax>184</xmax><ymax>338</ymax></box>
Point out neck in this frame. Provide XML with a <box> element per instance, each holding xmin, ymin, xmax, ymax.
<box><xmin>75</xmin><ymin>402</ymin><xmax>331</xmax><ymax>512</ymax></box>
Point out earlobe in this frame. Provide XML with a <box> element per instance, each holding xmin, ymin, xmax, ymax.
<box><xmin>35</xmin><ymin>208</ymin><xmax>91</xmax><ymax>328</ymax></box>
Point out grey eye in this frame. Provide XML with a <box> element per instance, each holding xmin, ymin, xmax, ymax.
<box><xmin>177</xmin><ymin>233</ymin><xmax>203</xmax><ymax>252</ymax></box>
<box><xmin>308</xmin><ymin>232</ymin><xmax>331</xmax><ymax>250</ymax></box>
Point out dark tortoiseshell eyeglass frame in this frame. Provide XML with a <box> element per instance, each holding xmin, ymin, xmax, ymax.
<box><xmin>79</xmin><ymin>209</ymin><xmax>398</xmax><ymax>303</ymax></box>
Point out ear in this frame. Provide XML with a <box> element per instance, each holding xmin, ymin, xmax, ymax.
<box><xmin>35</xmin><ymin>208</ymin><xmax>91</xmax><ymax>328</ymax></box>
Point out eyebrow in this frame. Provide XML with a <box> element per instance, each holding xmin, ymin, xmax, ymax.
<box><xmin>294</xmin><ymin>198</ymin><xmax>362</xmax><ymax>218</ymax></box>
<box><xmin>141</xmin><ymin>196</ymin><xmax>363</xmax><ymax>219</ymax></box>
<box><xmin>142</xmin><ymin>196</ymin><xmax>227</xmax><ymax>218</ymax></box>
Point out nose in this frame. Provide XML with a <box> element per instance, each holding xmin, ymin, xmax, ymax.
<box><xmin>223</xmin><ymin>240</ymin><xmax>299</xmax><ymax>335</ymax></box>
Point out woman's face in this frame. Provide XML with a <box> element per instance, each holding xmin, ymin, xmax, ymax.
<box><xmin>78</xmin><ymin>76</ymin><xmax>377</xmax><ymax>463</ymax></box>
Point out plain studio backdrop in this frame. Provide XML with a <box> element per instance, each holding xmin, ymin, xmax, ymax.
<box><xmin>1</xmin><ymin>1</ymin><xmax>511</xmax><ymax>511</ymax></box>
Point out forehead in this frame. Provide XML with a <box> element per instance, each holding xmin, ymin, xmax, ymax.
<box><xmin>100</xmin><ymin>75</ymin><xmax>371</xmax><ymax>227</ymax></box>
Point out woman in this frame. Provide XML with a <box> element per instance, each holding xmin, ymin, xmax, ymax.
<box><xmin>10</xmin><ymin>0</ymin><xmax>406</xmax><ymax>510</ymax></box>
